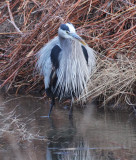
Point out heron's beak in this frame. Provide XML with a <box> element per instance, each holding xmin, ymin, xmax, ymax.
<box><xmin>70</xmin><ymin>33</ymin><xmax>86</xmax><ymax>45</ymax></box>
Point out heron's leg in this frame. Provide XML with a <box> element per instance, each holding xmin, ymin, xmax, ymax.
<box><xmin>69</xmin><ymin>98</ymin><xmax>73</xmax><ymax>117</ymax></box>
<box><xmin>48</xmin><ymin>97</ymin><xmax>55</xmax><ymax>117</ymax></box>
<box><xmin>69</xmin><ymin>105</ymin><xmax>73</xmax><ymax>117</ymax></box>
<box><xmin>132</xmin><ymin>105</ymin><xmax>136</xmax><ymax>116</ymax></box>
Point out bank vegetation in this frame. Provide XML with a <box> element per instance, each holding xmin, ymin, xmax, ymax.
<box><xmin>0</xmin><ymin>0</ymin><xmax>136</xmax><ymax>108</ymax></box>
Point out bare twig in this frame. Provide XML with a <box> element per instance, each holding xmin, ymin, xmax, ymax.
<box><xmin>6</xmin><ymin>0</ymin><xmax>23</xmax><ymax>34</ymax></box>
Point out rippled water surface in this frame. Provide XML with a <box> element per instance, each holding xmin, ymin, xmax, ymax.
<box><xmin>0</xmin><ymin>95</ymin><xmax>136</xmax><ymax>160</ymax></box>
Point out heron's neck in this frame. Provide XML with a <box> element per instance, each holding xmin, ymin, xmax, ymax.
<box><xmin>59</xmin><ymin>37</ymin><xmax>74</xmax><ymax>50</ymax></box>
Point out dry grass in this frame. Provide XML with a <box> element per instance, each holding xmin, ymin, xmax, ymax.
<box><xmin>0</xmin><ymin>0</ymin><xmax>136</xmax><ymax>107</ymax></box>
<box><xmin>87</xmin><ymin>56</ymin><xmax>136</xmax><ymax>107</ymax></box>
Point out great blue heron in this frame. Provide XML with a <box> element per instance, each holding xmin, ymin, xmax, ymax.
<box><xmin>36</xmin><ymin>22</ymin><xmax>96</xmax><ymax>117</ymax></box>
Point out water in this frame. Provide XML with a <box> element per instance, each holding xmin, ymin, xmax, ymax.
<box><xmin>0</xmin><ymin>95</ymin><xmax>136</xmax><ymax>160</ymax></box>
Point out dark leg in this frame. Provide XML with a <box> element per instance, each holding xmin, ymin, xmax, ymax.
<box><xmin>132</xmin><ymin>105</ymin><xmax>136</xmax><ymax>116</ymax></box>
<box><xmin>69</xmin><ymin>98</ymin><xmax>73</xmax><ymax>118</ymax></box>
<box><xmin>48</xmin><ymin>97</ymin><xmax>55</xmax><ymax>117</ymax></box>
<box><xmin>69</xmin><ymin>105</ymin><xmax>73</xmax><ymax>117</ymax></box>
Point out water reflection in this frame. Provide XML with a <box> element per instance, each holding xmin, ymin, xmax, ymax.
<box><xmin>0</xmin><ymin>95</ymin><xmax>136</xmax><ymax>160</ymax></box>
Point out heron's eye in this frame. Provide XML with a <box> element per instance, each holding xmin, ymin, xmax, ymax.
<box><xmin>66</xmin><ymin>31</ymin><xmax>69</xmax><ymax>34</ymax></box>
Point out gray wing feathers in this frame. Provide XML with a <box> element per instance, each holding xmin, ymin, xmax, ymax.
<box><xmin>36</xmin><ymin>36</ymin><xmax>60</xmax><ymax>89</ymax></box>
<box><xmin>85</xmin><ymin>45</ymin><xmax>96</xmax><ymax>75</ymax></box>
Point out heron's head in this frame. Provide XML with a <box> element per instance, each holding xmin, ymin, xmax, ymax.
<box><xmin>58</xmin><ymin>23</ymin><xmax>86</xmax><ymax>45</ymax></box>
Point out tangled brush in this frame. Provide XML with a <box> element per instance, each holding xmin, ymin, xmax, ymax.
<box><xmin>0</xmin><ymin>0</ymin><xmax>136</xmax><ymax>107</ymax></box>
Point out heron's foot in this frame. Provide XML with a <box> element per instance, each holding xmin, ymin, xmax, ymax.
<box><xmin>40</xmin><ymin>107</ymin><xmax>54</xmax><ymax>118</ymax></box>
<box><xmin>40</xmin><ymin>115</ymin><xmax>50</xmax><ymax>118</ymax></box>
